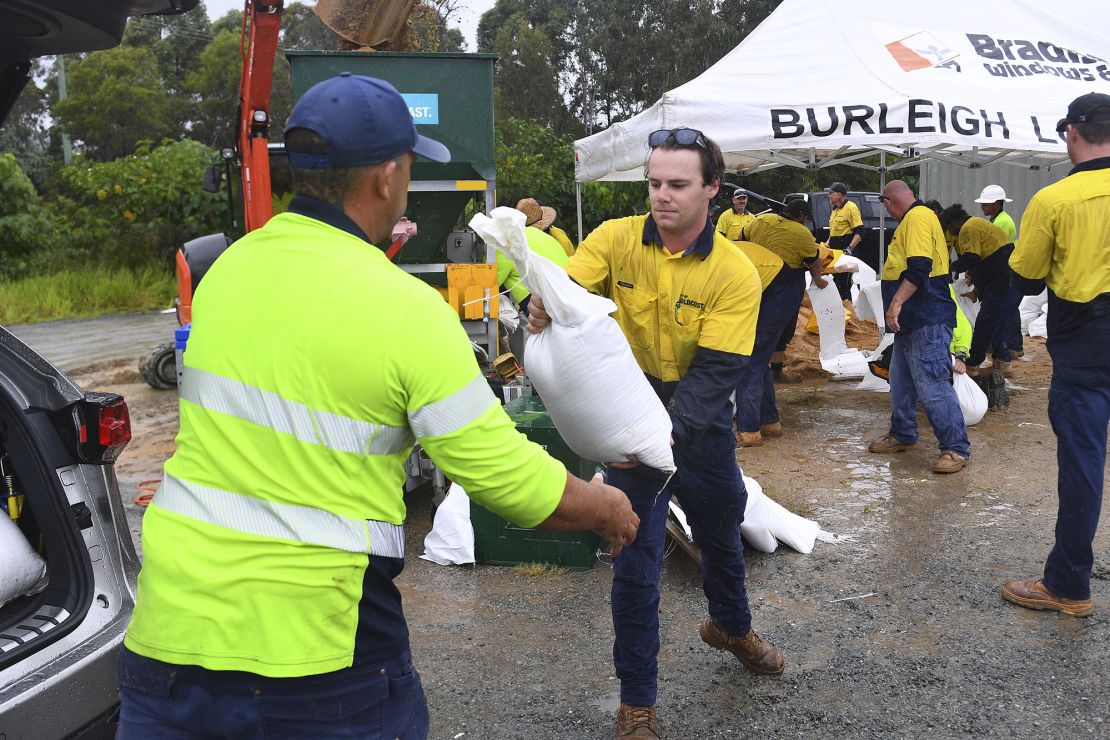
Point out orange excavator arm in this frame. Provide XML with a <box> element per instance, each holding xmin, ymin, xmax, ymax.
<box><xmin>237</xmin><ymin>0</ymin><xmax>284</xmax><ymax>233</ymax></box>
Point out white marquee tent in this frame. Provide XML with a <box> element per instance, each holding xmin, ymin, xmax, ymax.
<box><xmin>573</xmin><ymin>0</ymin><xmax>1110</xmax><ymax>213</ymax></box>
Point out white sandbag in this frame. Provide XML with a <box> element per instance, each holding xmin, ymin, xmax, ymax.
<box><xmin>855</xmin><ymin>280</ymin><xmax>885</xmax><ymax>328</ymax></box>
<box><xmin>497</xmin><ymin>294</ymin><xmax>520</xmax><ymax>333</ymax></box>
<box><xmin>1019</xmin><ymin>290</ymin><xmax>1048</xmax><ymax>335</ymax></box>
<box><xmin>820</xmin><ymin>349</ymin><xmax>870</xmax><ymax>378</ymax></box>
<box><xmin>738</xmin><ymin>477</ymin><xmax>777</xmax><ymax>553</ymax></box>
<box><xmin>470</xmin><ymin>208</ymin><xmax>675</xmax><ymax>473</ymax></box>
<box><xmin>1029</xmin><ymin>312</ymin><xmax>1048</xmax><ymax>338</ymax></box>
<box><xmin>757</xmin><ymin>489</ymin><xmax>820</xmax><ymax>555</ymax></box>
<box><xmin>953</xmin><ymin>275</ymin><xmax>980</xmax><ymax>326</ymax></box>
<box><xmin>808</xmin><ymin>279</ymin><xmax>849</xmax><ymax>359</ymax></box>
<box><xmin>952</xmin><ymin>358</ymin><xmax>988</xmax><ymax>427</ymax></box>
<box><xmin>0</xmin><ymin>514</ymin><xmax>48</xmax><ymax>607</ymax></box>
<box><xmin>420</xmin><ymin>483</ymin><xmax>475</xmax><ymax>566</ymax></box>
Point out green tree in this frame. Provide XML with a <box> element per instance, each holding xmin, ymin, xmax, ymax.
<box><xmin>57</xmin><ymin>140</ymin><xmax>227</xmax><ymax>269</ymax></box>
<box><xmin>0</xmin><ymin>63</ymin><xmax>54</xmax><ymax>190</ymax></box>
<box><xmin>53</xmin><ymin>45</ymin><xmax>177</xmax><ymax>161</ymax></box>
<box><xmin>185</xmin><ymin>29</ymin><xmax>242</xmax><ymax>148</ymax></box>
<box><xmin>0</xmin><ymin>154</ymin><xmax>56</xmax><ymax>279</ymax></box>
<box><xmin>493</xmin><ymin>18</ymin><xmax>578</xmax><ymax>135</ymax></box>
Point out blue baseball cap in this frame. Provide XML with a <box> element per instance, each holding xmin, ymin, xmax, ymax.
<box><xmin>284</xmin><ymin>72</ymin><xmax>450</xmax><ymax>168</ymax></box>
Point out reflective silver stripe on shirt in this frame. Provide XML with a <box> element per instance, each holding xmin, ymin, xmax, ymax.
<box><xmin>408</xmin><ymin>374</ymin><xmax>496</xmax><ymax>438</ymax></box>
<box><xmin>154</xmin><ymin>474</ymin><xmax>405</xmax><ymax>558</ymax></box>
<box><xmin>180</xmin><ymin>368</ymin><xmax>414</xmax><ymax>456</ymax></box>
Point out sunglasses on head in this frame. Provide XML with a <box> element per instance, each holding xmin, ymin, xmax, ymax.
<box><xmin>648</xmin><ymin>128</ymin><xmax>708</xmax><ymax>149</ymax></box>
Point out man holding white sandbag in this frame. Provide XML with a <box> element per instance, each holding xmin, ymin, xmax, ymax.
<box><xmin>529</xmin><ymin>128</ymin><xmax>783</xmax><ymax>740</ymax></box>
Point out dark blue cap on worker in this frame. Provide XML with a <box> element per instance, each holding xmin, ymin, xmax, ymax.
<box><xmin>1056</xmin><ymin>91</ymin><xmax>1110</xmax><ymax>133</ymax></box>
<box><xmin>284</xmin><ymin>72</ymin><xmax>451</xmax><ymax>168</ymax></box>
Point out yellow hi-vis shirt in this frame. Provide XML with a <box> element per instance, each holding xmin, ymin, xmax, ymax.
<box><xmin>125</xmin><ymin>204</ymin><xmax>566</xmax><ymax>677</ymax></box>
<box><xmin>1011</xmin><ymin>165</ymin><xmax>1110</xmax><ymax>305</ymax></box>
<box><xmin>742</xmin><ymin>213</ymin><xmax>819</xmax><ymax>268</ymax></box>
<box><xmin>829</xmin><ymin>200</ymin><xmax>863</xmax><ymax>238</ymax></box>
<box><xmin>1010</xmin><ymin>159</ymin><xmax>1110</xmax><ymax>365</ymax></box>
<box><xmin>732</xmin><ymin>240</ymin><xmax>785</xmax><ymax>291</ymax></box>
<box><xmin>881</xmin><ymin>202</ymin><xmax>955</xmax><ymax>332</ymax></box>
<box><xmin>957</xmin><ymin>216</ymin><xmax>1010</xmax><ymax>260</ymax></box>
<box><xmin>567</xmin><ymin>214</ymin><xmax>762</xmax><ymax>382</ymax></box>
<box><xmin>716</xmin><ymin>209</ymin><xmax>756</xmax><ymax>241</ymax></box>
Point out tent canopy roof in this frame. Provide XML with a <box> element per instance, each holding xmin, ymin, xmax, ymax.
<box><xmin>574</xmin><ymin>0</ymin><xmax>1110</xmax><ymax>181</ymax></box>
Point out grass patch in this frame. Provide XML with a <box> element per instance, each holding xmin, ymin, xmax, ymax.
<box><xmin>511</xmin><ymin>562</ymin><xmax>569</xmax><ymax>577</ymax></box>
<box><xmin>0</xmin><ymin>266</ymin><xmax>175</xmax><ymax>325</ymax></box>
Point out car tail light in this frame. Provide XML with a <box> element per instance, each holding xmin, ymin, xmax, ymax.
<box><xmin>72</xmin><ymin>392</ymin><xmax>132</xmax><ymax>464</ymax></box>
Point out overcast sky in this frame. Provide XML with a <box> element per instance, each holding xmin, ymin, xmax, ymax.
<box><xmin>200</xmin><ymin>0</ymin><xmax>496</xmax><ymax>51</ymax></box>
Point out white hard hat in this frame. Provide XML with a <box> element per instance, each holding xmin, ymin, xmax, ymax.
<box><xmin>974</xmin><ymin>184</ymin><xmax>1012</xmax><ymax>203</ymax></box>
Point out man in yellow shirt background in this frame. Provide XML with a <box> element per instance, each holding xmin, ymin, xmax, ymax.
<box><xmin>826</xmin><ymin>182</ymin><xmax>864</xmax><ymax>301</ymax></box>
<box><xmin>715</xmin><ymin>188</ymin><xmax>756</xmax><ymax>241</ymax></box>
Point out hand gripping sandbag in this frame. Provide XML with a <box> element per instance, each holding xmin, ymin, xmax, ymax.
<box><xmin>470</xmin><ymin>208</ymin><xmax>675</xmax><ymax>473</ymax></box>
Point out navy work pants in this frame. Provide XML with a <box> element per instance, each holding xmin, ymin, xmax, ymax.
<box><xmin>735</xmin><ymin>274</ymin><xmax>796</xmax><ymax>432</ymax></box>
<box><xmin>116</xmin><ymin>646</ymin><xmax>429</xmax><ymax>739</ymax></box>
<box><xmin>888</xmin><ymin>324</ymin><xmax>971</xmax><ymax>457</ymax></box>
<box><xmin>968</xmin><ymin>284</ymin><xmax>1022</xmax><ymax>367</ymax></box>
<box><xmin>1043</xmin><ymin>362</ymin><xmax>1110</xmax><ymax>600</ymax></box>
<box><xmin>608</xmin><ymin>428</ymin><xmax>750</xmax><ymax>708</ymax></box>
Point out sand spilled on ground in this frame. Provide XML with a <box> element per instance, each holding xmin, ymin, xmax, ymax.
<box><xmin>785</xmin><ymin>294</ymin><xmax>882</xmax><ymax>380</ymax></box>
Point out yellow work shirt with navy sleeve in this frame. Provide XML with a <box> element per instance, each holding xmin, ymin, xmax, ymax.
<box><xmin>1010</xmin><ymin>157</ymin><xmax>1110</xmax><ymax>366</ymax></box>
<box><xmin>124</xmin><ymin>196</ymin><xmax>567</xmax><ymax>678</ymax></box>
<box><xmin>496</xmin><ymin>226</ymin><xmax>569</xmax><ymax>303</ymax></box>
<box><xmin>829</xmin><ymin>199</ymin><xmax>863</xmax><ymax>238</ymax></box>
<box><xmin>881</xmin><ymin>201</ymin><xmax>955</xmax><ymax>333</ymax></box>
<box><xmin>732</xmin><ymin>239</ymin><xmax>784</xmax><ymax>291</ymax></box>
<box><xmin>742</xmin><ymin>213</ymin><xmax>819</xmax><ymax>269</ymax></box>
<box><xmin>957</xmin><ymin>216</ymin><xmax>1010</xmax><ymax>261</ymax></box>
<box><xmin>716</xmin><ymin>209</ymin><xmax>756</xmax><ymax>242</ymax></box>
<box><xmin>566</xmin><ymin>214</ymin><xmax>762</xmax><ymax>443</ymax></box>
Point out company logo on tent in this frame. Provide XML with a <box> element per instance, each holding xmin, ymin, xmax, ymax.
<box><xmin>886</xmin><ymin>32</ymin><xmax>961</xmax><ymax>73</ymax></box>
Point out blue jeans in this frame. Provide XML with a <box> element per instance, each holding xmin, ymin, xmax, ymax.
<box><xmin>116</xmin><ymin>646</ymin><xmax>429</xmax><ymax>739</ymax></box>
<box><xmin>1043</xmin><ymin>362</ymin><xmax>1110</xmax><ymax>600</ymax></box>
<box><xmin>888</xmin><ymin>324</ymin><xmax>971</xmax><ymax>457</ymax></box>
<box><xmin>969</xmin><ymin>284</ymin><xmax>1022</xmax><ymax>366</ymax></box>
<box><xmin>735</xmin><ymin>276</ymin><xmax>796</xmax><ymax>432</ymax></box>
<box><xmin>608</xmin><ymin>429</ymin><xmax>750</xmax><ymax>707</ymax></box>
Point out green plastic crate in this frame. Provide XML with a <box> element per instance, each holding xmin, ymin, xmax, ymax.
<box><xmin>470</xmin><ymin>396</ymin><xmax>602</xmax><ymax>570</ymax></box>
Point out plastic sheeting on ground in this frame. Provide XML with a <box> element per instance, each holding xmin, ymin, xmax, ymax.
<box><xmin>1</xmin><ymin>515</ymin><xmax>48</xmax><ymax>607</ymax></box>
<box><xmin>420</xmin><ymin>483</ymin><xmax>475</xmax><ymax>566</ymax></box>
<box><xmin>470</xmin><ymin>208</ymin><xmax>675</xmax><ymax>472</ymax></box>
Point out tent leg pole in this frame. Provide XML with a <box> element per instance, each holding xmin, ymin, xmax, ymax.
<box><xmin>576</xmin><ymin>181</ymin><xmax>584</xmax><ymax>245</ymax></box>
<box><xmin>879</xmin><ymin>151</ymin><xmax>887</xmax><ymax>277</ymax></box>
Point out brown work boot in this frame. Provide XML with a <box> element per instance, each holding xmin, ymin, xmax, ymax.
<box><xmin>760</xmin><ymin>422</ymin><xmax>784</xmax><ymax>438</ymax></box>
<box><xmin>996</xmin><ymin>360</ymin><xmax>1013</xmax><ymax>378</ymax></box>
<box><xmin>736</xmin><ymin>431</ymin><xmax>763</xmax><ymax>448</ymax></box>
<box><xmin>1002</xmin><ymin>578</ymin><xmax>1093</xmax><ymax>617</ymax></box>
<box><xmin>616</xmin><ymin>703</ymin><xmax>658</xmax><ymax>739</ymax></box>
<box><xmin>699</xmin><ymin>618</ymin><xmax>785</xmax><ymax>675</ymax></box>
<box><xmin>965</xmin><ymin>364</ymin><xmax>985</xmax><ymax>377</ymax></box>
<box><xmin>772</xmin><ymin>367</ymin><xmax>802</xmax><ymax>384</ymax></box>
<box><xmin>932</xmin><ymin>450</ymin><xmax>968</xmax><ymax>474</ymax></box>
<box><xmin>868</xmin><ymin>435</ymin><xmax>917</xmax><ymax>453</ymax></box>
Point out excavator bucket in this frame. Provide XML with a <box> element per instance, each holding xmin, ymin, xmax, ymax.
<box><xmin>313</xmin><ymin>0</ymin><xmax>420</xmax><ymax>50</ymax></box>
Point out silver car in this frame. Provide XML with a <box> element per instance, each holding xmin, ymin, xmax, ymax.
<box><xmin>0</xmin><ymin>1</ymin><xmax>197</xmax><ymax>737</ymax></box>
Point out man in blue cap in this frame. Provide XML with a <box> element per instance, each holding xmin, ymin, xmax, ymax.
<box><xmin>116</xmin><ymin>73</ymin><xmax>639</xmax><ymax>738</ymax></box>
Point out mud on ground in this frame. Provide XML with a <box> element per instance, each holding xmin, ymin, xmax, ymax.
<box><xmin>69</xmin><ymin>338</ymin><xmax>1108</xmax><ymax>739</ymax></box>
